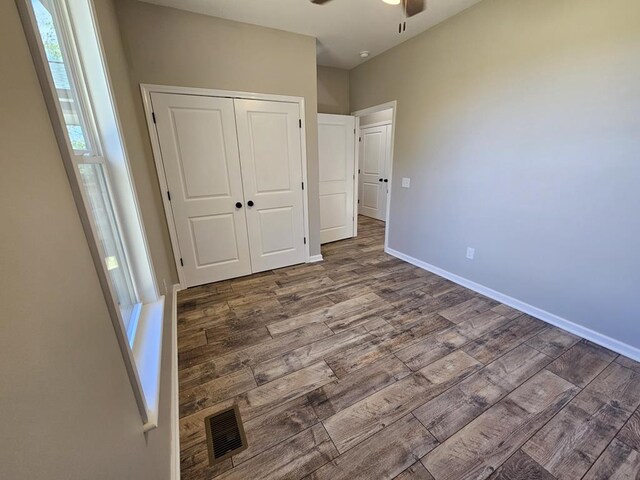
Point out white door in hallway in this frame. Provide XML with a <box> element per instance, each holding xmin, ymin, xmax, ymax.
<box><xmin>318</xmin><ymin>114</ymin><xmax>356</xmax><ymax>244</ymax></box>
<box><xmin>234</xmin><ymin>99</ymin><xmax>307</xmax><ymax>273</ymax></box>
<box><xmin>359</xmin><ymin>124</ymin><xmax>392</xmax><ymax>221</ymax></box>
<box><xmin>151</xmin><ymin>93</ymin><xmax>251</xmax><ymax>287</ymax></box>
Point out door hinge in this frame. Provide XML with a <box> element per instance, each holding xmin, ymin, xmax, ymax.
<box><xmin>359</xmin><ymin>137</ymin><xmax>362</xmax><ymax>142</ymax></box>
<box><xmin>302</xmin><ymin>181</ymin><xmax>305</xmax><ymax>190</ymax></box>
<box><xmin>167</xmin><ymin>190</ymin><xmax>171</xmax><ymax>201</ymax></box>
<box><xmin>358</xmin><ymin>199</ymin><xmax>360</xmax><ymax>204</ymax></box>
<box><xmin>304</xmin><ymin>237</ymin><xmax>307</xmax><ymax>245</ymax></box>
<box><xmin>358</xmin><ymin>169</ymin><xmax>361</xmax><ymax>174</ymax></box>
<box><xmin>299</xmin><ymin>119</ymin><xmax>302</xmax><ymax>128</ymax></box>
<box><xmin>180</xmin><ymin>258</ymin><xmax>184</xmax><ymax>267</ymax></box>
<box><xmin>152</xmin><ymin>112</ymin><xmax>156</xmax><ymax>124</ymax></box>
<box><xmin>354</xmin><ymin>128</ymin><xmax>356</xmax><ymax>134</ymax></box>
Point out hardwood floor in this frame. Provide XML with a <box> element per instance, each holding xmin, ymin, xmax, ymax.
<box><xmin>177</xmin><ymin>216</ymin><xmax>640</xmax><ymax>480</ymax></box>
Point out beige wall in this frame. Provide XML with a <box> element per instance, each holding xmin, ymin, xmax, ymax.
<box><xmin>114</xmin><ymin>0</ymin><xmax>321</xmax><ymax>256</ymax></box>
<box><xmin>360</xmin><ymin>108</ymin><xmax>393</xmax><ymax>127</ymax></box>
<box><xmin>0</xmin><ymin>0</ymin><xmax>173</xmax><ymax>478</ymax></box>
<box><xmin>350</xmin><ymin>0</ymin><xmax>640</xmax><ymax>350</ymax></box>
<box><xmin>317</xmin><ymin>65</ymin><xmax>350</xmax><ymax>115</ymax></box>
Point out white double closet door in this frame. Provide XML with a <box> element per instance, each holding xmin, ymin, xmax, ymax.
<box><xmin>152</xmin><ymin>92</ymin><xmax>306</xmax><ymax>287</ymax></box>
<box><xmin>359</xmin><ymin>124</ymin><xmax>393</xmax><ymax>221</ymax></box>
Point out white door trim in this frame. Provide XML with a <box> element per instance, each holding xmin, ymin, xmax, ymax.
<box><xmin>140</xmin><ymin>84</ymin><xmax>311</xmax><ymax>289</ymax></box>
<box><xmin>352</xmin><ymin>101</ymin><xmax>397</xmax><ymax>251</ymax></box>
<box><xmin>353</xmin><ymin>116</ymin><xmax>360</xmax><ymax>238</ymax></box>
<box><xmin>170</xmin><ymin>283</ymin><xmax>181</xmax><ymax>480</ymax></box>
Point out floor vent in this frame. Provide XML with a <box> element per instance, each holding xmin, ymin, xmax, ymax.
<box><xmin>205</xmin><ymin>405</ymin><xmax>248</xmax><ymax>465</ymax></box>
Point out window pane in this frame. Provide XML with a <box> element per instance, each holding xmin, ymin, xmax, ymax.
<box><xmin>78</xmin><ymin>163</ymin><xmax>139</xmax><ymax>330</ymax></box>
<box><xmin>32</xmin><ymin>0</ymin><xmax>91</xmax><ymax>153</ymax></box>
<box><xmin>66</xmin><ymin>124</ymin><xmax>87</xmax><ymax>151</ymax></box>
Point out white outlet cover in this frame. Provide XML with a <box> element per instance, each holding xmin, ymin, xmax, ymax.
<box><xmin>402</xmin><ymin>177</ymin><xmax>411</xmax><ymax>188</ymax></box>
<box><xmin>466</xmin><ymin>247</ymin><xmax>475</xmax><ymax>260</ymax></box>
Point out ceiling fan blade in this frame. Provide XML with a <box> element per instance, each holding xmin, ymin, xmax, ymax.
<box><xmin>311</xmin><ymin>0</ymin><xmax>333</xmax><ymax>4</ymax></box>
<box><xmin>403</xmin><ymin>0</ymin><xmax>425</xmax><ymax>17</ymax></box>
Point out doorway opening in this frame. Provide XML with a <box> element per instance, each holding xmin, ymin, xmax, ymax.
<box><xmin>317</xmin><ymin>102</ymin><xmax>396</xmax><ymax>249</ymax></box>
<box><xmin>352</xmin><ymin>101</ymin><xmax>397</xmax><ymax>251</ymax></box>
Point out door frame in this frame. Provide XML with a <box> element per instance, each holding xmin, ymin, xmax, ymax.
<box><xmin>140</xmin><ymin>84</ymin><xmax>311</xmax><ymax>288</ymax></box>
<box><xmin>352</xmin><ymin>101</ymin><xmax>397</xmax><ymax>251</ymax></box>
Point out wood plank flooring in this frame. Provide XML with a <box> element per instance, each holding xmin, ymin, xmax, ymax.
<box><xmin>177</xmin><ymin>215</ymin><xmax>640</xmax><ymax>480</ymax></box>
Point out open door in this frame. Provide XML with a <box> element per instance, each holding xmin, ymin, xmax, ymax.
<box><xmin>318</xmin><ymin>114</ymin><xmax>357</xmax><ymax>244</ymax></box>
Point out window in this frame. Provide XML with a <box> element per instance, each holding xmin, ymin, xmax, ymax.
<box><xmin>20</xmin><ymin>0</ymin><xmax>164</xmax><ymax>429</ymax></box>
<box><xmin>32</xmin><ymin>0</ymin><xmax>95</xmax><ymax>153</ymax></box>
<box><xmin>78</xmin><ymin>163</ymin><xmax>140</xmax><ymax>333</ymax></box>
<box><xmin>31</xmin><ymin>0</ymin><xmax>142</xmax><ymax>341</ymax></box>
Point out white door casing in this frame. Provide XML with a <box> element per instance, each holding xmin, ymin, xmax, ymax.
<box><xmin>318</xmin><ymin>114</ymin><xmax>356</xmax><ymax>244</ymax></box>
<box><xmin>359</xmin><ymin>124</ymin><xmax>390</xmax><ymax>221</ymax></box>
<box><xmin>151</xmin><ymin>92</ymin><xmax>251</xmax><ymax>287</ymax></box>
<box><xmin>234</xmin><ymin>99</ymin><xmax>307</xmax><ymax>273</ymax></box>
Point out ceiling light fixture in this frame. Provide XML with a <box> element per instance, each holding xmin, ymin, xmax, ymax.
<box><xmin>311</xmin><ymin>0</ymin><xmax>426</xmax><ymax>34</ymax></box>
<box><xmin>359</xmin><ymin>51</ymin><xmax>370</xmax><ymax>58</ymax></box>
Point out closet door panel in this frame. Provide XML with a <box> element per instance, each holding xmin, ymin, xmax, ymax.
<box><xmin>234</xmin><ymin>99</ymin><xmax>306</xmax><ymax>273</ymax></box>
<box><xmin>250</xmin><ymin>113</ymin><xmax>291</xmax><ymax>193</ymax></box>
<box><xmin>151</xmin><ymin>93</ymin><xmax>251</xmax><ymax>287</ymax></box>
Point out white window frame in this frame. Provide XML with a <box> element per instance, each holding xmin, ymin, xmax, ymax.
<box><xmin>17</xmin><ymin>0</ymin><xmax>165</xmax><ymax>431</ymax></box>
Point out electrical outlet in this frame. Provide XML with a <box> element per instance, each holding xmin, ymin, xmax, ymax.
<box><xmin>466</xmin><ymin>247</ymin><xmax>475</xmax><ymax>260</ymax></box>
<box><xmin>402</xmin><ymin>177</ymin><xmax>411</xmax><ymax>188</ymax></box>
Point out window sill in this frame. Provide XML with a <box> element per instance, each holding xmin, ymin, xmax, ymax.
<box><xmin>131</xmin><ymin>296</ymin><xmax>165</xmax><ymax>432</ymax></box>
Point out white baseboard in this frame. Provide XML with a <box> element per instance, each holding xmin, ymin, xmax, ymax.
<box><xmin>308</xmin><ymin>254</ymin><xmax>324</xmax><ymax>263</ymax></box>
<box><xmin>170</xmin><ymin>284</ymin><xmax>181</xmax><ymax>480</ymax></box>
<box><xmin>385</xmin><ymin>247</ymin><xmax>640</xmax><ymax>363</ymax></box>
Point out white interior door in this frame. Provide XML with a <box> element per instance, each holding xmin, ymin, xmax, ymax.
<box><xmin>359</xmin><ymin>124</ymin><xmax>390</xmax><ymax>221</ymax></box>
<box><xmin>234</xmin><ymin>99</ymin><xmax>306</xmax><ymax>273</ymax></box>
<box><xmin>318</xmin><ymin>114</ymin><xmax>356</xmax><ymax>244</ymax></box>
<box><xmin>151</xmin><ymin>92</ymin><xmax>251</xmax><ymax>287</ymax></box>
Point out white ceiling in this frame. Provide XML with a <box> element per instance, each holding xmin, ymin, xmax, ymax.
<box><xmin>138</xmin><ymin>0</ymin><xmax>482</xmax><ymax>69</ymax></box>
